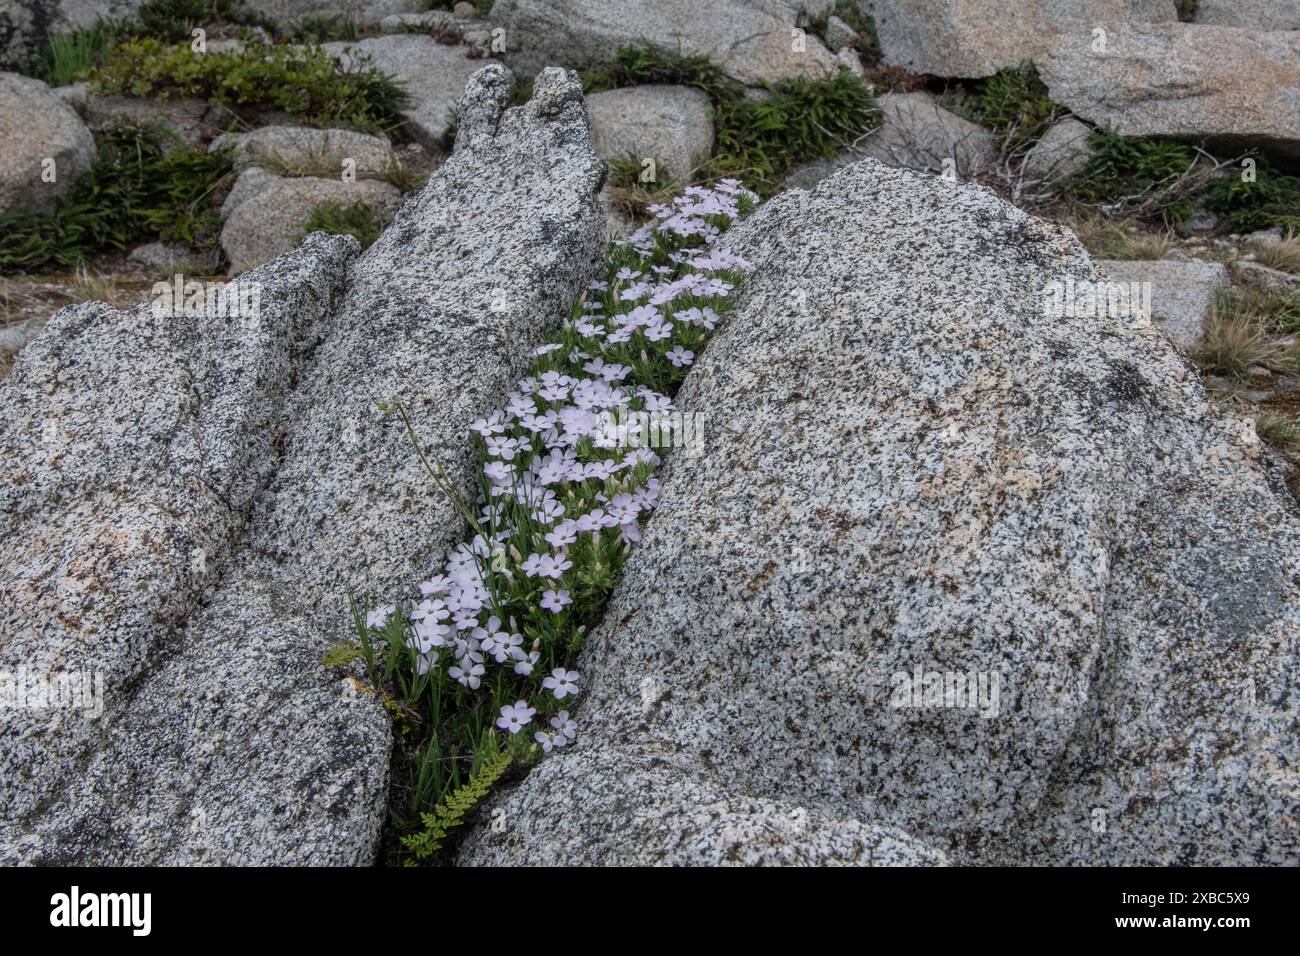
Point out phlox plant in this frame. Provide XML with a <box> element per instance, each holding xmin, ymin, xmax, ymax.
<box><xmin>353</xmin><ymin>181</ymin><xmax>758</xmax><ymax>859</ymax></box>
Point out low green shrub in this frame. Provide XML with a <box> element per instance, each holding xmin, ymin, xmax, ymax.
<box><xmin>28</xmin><ymin>0</ymin><xmax>277</xmax><ymax>84</ymax></box>
<box><xmin>136</xmin><ymin>0</ymin><xmax>257</xmax><ymax>40</ymax></box>
<box><xmin>0</xmin><ymin>124</ymin><xmax>233</xmax><ymax>273</ymax></box>
<box><xmin>290</xmin><ymin>13</ymin><xmax>362</xmax><ymax>44</ymax></box>
<box><xmin>1202</xmin><ymin>159</ymin><xmax>1300</xmax><ymax>233</ymax></box>
<box><xmin>1067</xmin><ymin>131</ymin><xmax>1207</xmax><ymax>224</ymax></box>
<box><xmin>954</xmin><ymin>62</ymin><xmax>1062</xmax><ymax>145</ymax></box>
<box><xmin>582</xmin><ymin>45</ymin><xmax>876</xmax><ymax>196</ymax></box>
<box><xmin>1065</xmin><ymin>131</ymin><xmax>1300</xmax><ymax>232</ymax></box>
<box><xmin>89</xmin><ymin>37</ymin><xmax>409</xmax><ymax>133</ymax></box>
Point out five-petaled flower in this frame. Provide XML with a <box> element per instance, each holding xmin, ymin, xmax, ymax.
<box><xmin>543</xmin><ymin>668</ymin><xmax>580</xmax><ymax>700</ymax></box>
<box><xmin>496</xmin><ymin>700</ymin><xmax>536</xmax><ymax>734</ymax></box>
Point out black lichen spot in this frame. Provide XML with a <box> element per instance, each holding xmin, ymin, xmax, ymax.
<box><xmin>1046</xmin><ymin>339</ymin><xmax>1073</xmax><ymax>361</ymax></box>
<box><xmin>1102</xmin><ymin>360</ymin><xmax>1151</xmax><ymax>405</ymax></box>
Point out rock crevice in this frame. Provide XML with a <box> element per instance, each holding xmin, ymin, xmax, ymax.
<box><xmin>0</xmin><ymin>64</ymin><xmax>606</xmax><ymax>865</ymax></box>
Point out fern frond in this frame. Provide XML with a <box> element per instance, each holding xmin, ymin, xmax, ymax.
<box><xmin>400</xmin><ymin>749</ymin><xmax>513</xmax><ymax>862</ymax></box>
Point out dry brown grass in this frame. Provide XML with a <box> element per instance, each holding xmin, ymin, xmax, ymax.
<box><xmin>1254</xmin><ymin>408</ymin><xmax>1300</xmax><ymax>452</ymax></box>
<box><xmin>1194</xmin><ymin>292</ymin><xmax>1289</xmax><ymax>378</ymax></box>
<box><xmin>1255</xmin><ymin>230</ymin><xmax>1300</xmax><ymax>276</ymax></box>
<box><xmin>1066</xmin><ymin>215</ymin><xmax>1173</xmax><ymax>260</ymax></box>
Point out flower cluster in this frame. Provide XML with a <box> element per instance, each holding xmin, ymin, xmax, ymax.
<box><xmin>367</xmin><ymin>180</ymin><xmax>757</xmax><ymax>764</ymax></box>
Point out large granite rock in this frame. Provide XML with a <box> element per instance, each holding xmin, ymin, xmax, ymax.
<box><xmin>322</xmin><ymin>34</ymin><xmax>498</xmax><ymax>147</ymax></box>
<box><xmin>0</xmin><ymin>71</ymin><xmax>95</xmax><ymax>214</ymax></box>
<box><xmin>490</xmin><ymin>0</ymin><xmax>841</xmax><ymax>85</ymax></box>
<box><xmin>460</xmin><ymin>157</ymin><xmax>1300</xmax><ymax>866</ymax></box>
<box><xmin>1038</xmin><ymin>23</ymin><xmax>1300</xmax><ymax>159</ymax></box>
<box><xmin>1097</xmin><ymin>258</ymin><xmax>1227</xmax><ymax>352</ymax></box>
<box><xmin>211</xmin><ymin>125</ymin><xmax>398</xmax><ymax>179</ymax></box>
<box><xmin>1195</xmin><ymin>0</ymin><xmax>1300</xmax><ymax>30</ymax></box>
<box><xmin>866</xmin><ymin>0</ymin><xmax>1178</xmax><ymax>77</ymax></box>
<box><xmin>0</xmin><ymin>64</ymin><xmax>605</xmax><ymax>864</ymax></box>
<box><xmin>220</xmin><ymin>167</ymin><xmax>403</xmax><ymax>273</ymax></box>
<box><xmin>462</xmin><ymin>746</ymin><xmax>950</xmax><ymax>865</ymax></box>
<box><xmin>861</xmin><ymin>91</ymin><xmax>997</xmax><ymax>177</ymax></box>
<box><xmin>586</xmin><ymin>84</ymin><xmax>714</xmax><ymax>182</ymax></box>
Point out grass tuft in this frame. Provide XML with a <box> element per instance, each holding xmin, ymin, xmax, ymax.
<box><xmin>1194</xmin><ymin>290</ymin><xmax>1293</xmax><ymax>378</ymax></box>
<box><xmin>36</xmin><ymin>21</ymin><xmax>124</xmax><ymax>86</ymax></box>
<box><xmin>1067</xmin><ymin>216</ymin><xmax>1174</xmax><ymax>260</ymax></box>
<box><xmin>1254</xmin><ymin>230</ymin><xmax>1300</xmax><ymax>276</ymax></box>
<box><xmin>300</xmin><ymin>201</ymin><xmax>390</xmax><ymax>249</ymax></box>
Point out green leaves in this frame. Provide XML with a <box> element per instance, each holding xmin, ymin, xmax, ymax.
<box><xmin>0</xmin><ymin>124</ymin><xmax>233</xmax><ymax>273</ymax></box>
<box><xmin>1066</xmin><ymin>130</ymin><xmax>1300</xmax><ymax>232</ymax></box>
<box><xmin>90</xmin><ymin>38</ymin><xmax>410</xmax><ymax>134</ymax></box>
<box><xmin>1203</xmin><ymin>161</ymin><xmax>1300</xmax><ymax>233</ymax></box>
<box><xmin>400</xmin><ymin>749</ymin><xmax>513</xmax><ymax>862</ymax></box>
<box><xmin>581</xmin><ymin>43</ymin><xmax>877</xmax><ymax>198</ymax></box>
<box><xmin>709</xmin><ymin>71</ymin><xmax>876</xmax><ymax>195</ymax></box>
<box><xmin>956</xmin><ymin>62</ymin><xmax>1061</xmax><ymax>142</ymax></box>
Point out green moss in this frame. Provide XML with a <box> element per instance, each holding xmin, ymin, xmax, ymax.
<box><xmin>90</xmin><ymin>37</ymin><xmax>409</xmax><ymax>134</ymax></box>
<box><xmin>322</xmin><ymin>643</ymin><xmax>365</xmax><ymax>668</ymax></box>
<box><xmin>0</xmin><ymin>124</ymin><xmax>233</xmax><ymax>274</ymax></box>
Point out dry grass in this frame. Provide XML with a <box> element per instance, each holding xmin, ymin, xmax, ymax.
<box><xmin>1231</xmin><ymin>285</ymin><xmax>1300</xmax><ymax>335</ymax></box>
<box><xmin>1194</xmin><ymin>291</ymin><xmax>1289</xmax><ymax>378</ymax></box>
<box><xmin>67</xmin><ymin>264</ymin><xmax>130</xmax><ymax>307</ymax></box>
<box><xmin>1255</xmin><ymin>230</ymin><xmax>1300</xmax><ymax>276</ymax></box>
<box><xmin>1254</xmin><ymin>408</ymin><xmax>1300</xmax><ymax>452</ymax></box>
<box><xmin>1</xmin><ymin>267</ymin><xmax>149</xmax><ymax>379</ymax></box>
<box><xmin>1066</xmin><ymin>215</ymin><xmax>1173</xmax><ymax>260</ymax></box>
<box><xmin>604</xmin><ymin>155</ymin><xmax>682</xmax><ymax>223</ymax></box>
